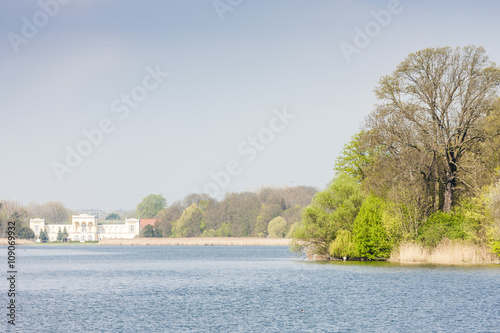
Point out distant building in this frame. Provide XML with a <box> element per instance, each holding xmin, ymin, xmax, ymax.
<box><xmin>139</xmin><ymin>219</ymin><xmax>159</xmax><ymax>229</ymax></box>
<box><xmin>30</xmin><ymin>214</ymin><xmax>140</xmax><ymax>242</ymax></box>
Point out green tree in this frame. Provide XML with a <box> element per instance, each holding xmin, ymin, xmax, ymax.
<box><xmin>352</xmin><ymin>196</ymin><xmax>392</xmax><ymax>259</ymax></box>
<box><xmin>172</xmin><ymin>203</ymin><xmax>204</xmax><ymax>237</ymax></box>
<box><xmin>17</xmin><ymin>226</ymin><xmax>35</xmax><ymax>239</ymax></box>
<box><xmin>62</xmin><ymin>227</ymin><xmax>69</xmax><ymax>242</ymax></box>
<box><xmin>334</xmin><ymin>131</ymin><xmax>374</xmax><ymax>181</ymax></box>
<box><xmin>291</xmin><ymin>174</ymin><xmax>364</xmax><ymax>256</ymax></box>
<box><xmin>143</xmin><ymin>224</ymin><xmax>155</xmax><ymax>237</ymax></box>
<box><xmin>57</xmin><ymin>228</ymin><xmax>63</xmax><ymax>241</ymax></box>
<box><xmin>105</xmin><ymin>213</ymin><xmax>121</xmax><ymax>220</ymax></box>
<box><xmin>39</xmin><ymin>229</ymin><xmax>49</xmax><ymax>242</ymax></box>
<box><xmin>329</xmin><ymin>229</ymin><xmax>357</xmax><ymax>259</ymax></box>
<box><xmin>136</xmin><ymin>194</ymin><xmax>167</xmax><ymax>219</ymax></box>
<box><xmin>287</xmin><ymin>222</ymin><xmax>300</xmax><ymax>238</ymax></box>
<box><xmin>254</xmin><ymin>204</ymin><xmax>281</xmax><ymax>237</ymax></box>
<box><xmin>267</xmin><ymin>216</ymin><xmax>287</xmax><ymax>238</ymax></box>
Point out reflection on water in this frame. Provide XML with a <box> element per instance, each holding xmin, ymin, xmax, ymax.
<box><xmin>1</xmin><ymin>245</ymin><xmax>499</xmax><ymax>332</ymax></box>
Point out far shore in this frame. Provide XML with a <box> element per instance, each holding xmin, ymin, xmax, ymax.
<box><xmin>99</xmin><ymin>237</ymin><xmax>292</xmax><ymax>246</ymax></box>
<box><xmin>0</xmin><ymin>237</ymin><xmax>291</xmax><ymax>246</ymax></box>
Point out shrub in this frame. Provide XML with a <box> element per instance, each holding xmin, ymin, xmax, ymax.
<box><xmin>418</xmin><ymin>212</ymin><xmax>468</xmax><ymax>248</ymax></box>
<box><xmin>352</xmin><ymin>196</ymin><xmax>392</xmax><ymax>259</ymax></box>
<box><xmin>329</xmin><ymin>229</ymin><xmax>357</xmax><ymax>258</ymax></box>
<box><xmin>268</xmin><ymin>217</ymin><xmax>287</xmax><ymax>238</ymax></box>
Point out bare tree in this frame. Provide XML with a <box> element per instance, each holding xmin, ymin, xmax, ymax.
<box><xmin>370</xmin><ymin>46</ymin><xmax>500</xmax><ymax>211</ymax></box>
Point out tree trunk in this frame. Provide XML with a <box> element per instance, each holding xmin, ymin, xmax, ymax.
<box><xmin>443</xmin><ymin>175</ymin><xmax>454</xmax><ymax>212</ymax></box>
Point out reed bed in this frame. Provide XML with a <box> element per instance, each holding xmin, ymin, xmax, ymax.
<box><xmin>0</xmin><ymin>238</ymin><xmax>34</xmax><ymax>245</ymax></box>
<box><xmin>390</xmin><ymin>239</ymin><xmax>500</xmax><ymax>265</ymax></box>
<box><xmin>99</xmin><ymin>237</ymin><xmax>292</xmax><ymax>246</ymax></box>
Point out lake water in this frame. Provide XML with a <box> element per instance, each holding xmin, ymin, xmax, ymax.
<box><xmin>1</xmin><ymin>245</ymin><xmax>499</xmax><ymax>332</ymax></box>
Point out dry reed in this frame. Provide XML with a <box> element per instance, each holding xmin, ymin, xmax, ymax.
<box><xmin>0</xmin><ymin>238</ymin><xmax>34</xmax><ymax>245</ymax></box>
<box><xmin>99</xmin><ymin>237</ymin><xmax>292</xmax><ymax>246</ymax></box>
<box><xmin>390</xmin><ymin>239</ymin><xmax>500</xmax><ymax>265</ymax></box>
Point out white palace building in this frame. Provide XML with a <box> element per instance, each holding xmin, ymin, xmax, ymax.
<box><xmin>30</xmin><ymin>214</ymin><xmax>140</xmax><ymax>242</ymax></box>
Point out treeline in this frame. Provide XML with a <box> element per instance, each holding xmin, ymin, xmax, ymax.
<box><xmin>0</xmin><ymin>201</ymin><xmax>72</xmax><ymax>239</ymax></box>
<box><xmin>137</xmin><ymin>186</ymin><xmax>317</xmax><ymax>238</ymax></box>
<box><xmin>292</xmin><ymin>46</ymin><xmax>500</xmax><ymax>260</ymax></box>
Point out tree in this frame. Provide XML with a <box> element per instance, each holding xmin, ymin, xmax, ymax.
<box><xmin>105</xmin><ymin>213</ymin><xmax>121</xmax><ymax>220</ymax></box>
<box><xmin>0</xmin><ymin>201</ymin><xmax>28</xmax><ymax>237</ymax></box>
<box><xmin>352</xmin><ymin>196</ymin><xmax>392</xmax><ymax>259</ymax></box>
<box><xmin>171</xmin><ymin>203</ymin><xmax>204</xmax><ymax>237</ymax></box>
<box><xmin>291</xmin><ymin>174</ymin><xmax>365</xmax><ymax>256</ymax></box>
<box><xmin>29</xmin><ymin>201</ymin><xmax>71</xmax><ymax>223</ymax></box>
<box><xmin>57</xmin><ymin>228</ymin><xmax>63</xmax><ymax>241</ymax></box>
<box><xmin>268</xmin><ymin>216</ymin><xmax>288</xmax><ymax>238</ymax></box>
<box><xmin>254</xmin><ymin>204</ymin><xmax>282</xmax><ymax>237</ymax></box>
<box><xmin>136</xmin><ymin>194</ymin><xmax>167</xmax><ymax>219</ymax></box>
<box><xmin>143</xmin><ymin>224</ymin><xmax>155</xmax><ymax>237</ymax></box>
<box><xmin>370</xmin><ymin>46</ymin><xmax>500</xmax><ymax>212</ymax></box>
<box><xmin>17</xmin><ymin>226</ymin><xmax>35</xmax><ymax>239</ymax></box>
<box><xmin>155</xmin><ymin>201</ymin><xmax>184</xmax><ymax>237</ymax></box>
<box><xmin>39</xmin><ymin>229</ymin><xmax>49</xmax><ymax>242</ymax></box>
<box><xmin>329</xmin><ymin>230</ymin><xmax>357</xmax><ymax>259</ymax></box>
<box><xmin>334</xmin><ymin>131</ymin><xmax>374</xmax><ymax>181</ymax></box>
<box><xmin>62</xmin><ymin>227</ymin><xmax>69</xmax><ymax>242</ymax></box>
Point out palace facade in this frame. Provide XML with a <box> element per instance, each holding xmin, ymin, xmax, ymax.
<box><xmin>29</xmin><ymin>214</ymin><xmax>140</xmax><ymax>242</ymax></box>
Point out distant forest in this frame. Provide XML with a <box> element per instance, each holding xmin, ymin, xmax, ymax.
<box><xmin>137</xmin><ymin>186</ymin><xmax>317</xmax><ymax>238</ymax></box>
<box><xmin>0</xmin><ymin>186</ymin><xmax>317</xmax><ymax>239</ymax></box>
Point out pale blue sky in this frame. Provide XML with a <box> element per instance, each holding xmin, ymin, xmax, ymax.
<box><xmin>1</xmin><ymin>0</ymin><xmax>500</xmax><ymax>210</ymax></box>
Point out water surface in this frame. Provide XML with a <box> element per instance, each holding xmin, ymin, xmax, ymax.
<box><xmin>1</xmin><ymin>245</ymin><xmax>499</xmax><ymax>332</ymax></box>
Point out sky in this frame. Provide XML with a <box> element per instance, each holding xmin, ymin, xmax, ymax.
<box><xmin>1</xmin><ymin>0</ymin><xmax>500</xmax><ymax>210</ymax></box>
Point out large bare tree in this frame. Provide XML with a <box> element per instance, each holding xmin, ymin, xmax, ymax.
<box><xmin>370</xmin><ymin>46</ymin><xmax>500</xmax><ymax>211</ymax></box>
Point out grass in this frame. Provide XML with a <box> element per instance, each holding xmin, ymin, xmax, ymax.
<box><xmin>390</xmin><ymin>239</ymin><xmax>500</xmax><ymax>265</ymax></box>
<box><xmin>99</xmin><ymin>237</ymin><xmax>292</xmax><ymax>246</ymax></box>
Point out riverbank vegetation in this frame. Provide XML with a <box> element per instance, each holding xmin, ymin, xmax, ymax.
<box><xmin>292</xmin><ymin>46</ymin><xmax>500</xmax><ymax>264</ymax></box>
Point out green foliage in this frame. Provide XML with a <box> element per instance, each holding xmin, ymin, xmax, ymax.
<box><xmin>57</xmin><ymin>228</ymin><xmax>63</xmax><ymax>241</ymax></box>
<box><xmin>334</xmin><ymin>131</ymin><xmax>374</xmax><ymax>181</ymax></box>
<box><xmin>105</xmin><ymin>213</ymin><xmax>121</xmax><ymax>220</ymax></box>
<box><xmin>39</xmin><ymin>229</ymin><xmax>49</xmax><ymax>242</ymax></box>
<box><xmin>329</xmin><ymin>229</ymin><xmax>357</xmax><ymax>258</ymax></box>
<box><xmin>487</xmin><ymin>180</ymin><xmax>500</xmax><ymax>256</ymax></box>
<box><xmin>143</xmin><ymin>224</ymin><xmax>163</xmax><ymax>237</ymax></box>
<box><xmin>143</xmin><ymin>224</ymin><xmax>155</xmax><ymax>237</ymax></box>
<box><xmin>172</xmin><ymin>204</ymin><xmax>204</xmax><ymax>237</ymax></box>
<box><xmin>418</xmin><ymin>212</ymin><xmax>469</xmax><ymax>248</ymax></box>
<box><xmin>17</xmin><ymin>226</ymin><xmax>35</xmax><ymax>239</ymax></box>
<box><xmin>292</xmin><ymin>174</ymin><xmax>364</xmax><ymax>256</ymax></box>
<box><xmin>254</xmin><ymin>204</ymin><xmax>282</xmax><ymax>237</ymax></box>
<box><xmin>136</xmin><ymin>194</ymin><xmax>167</xmax><ymax>219</ymax></box>
<box><xmin>62</xmin><ymin>227</ymin><xmax>69</xmax><ymax>242</ymax></box>
<box><xmin>267</xmin><ymin>216</ymin><xmax>287</xmax><ymax>238</ymax></box>
<box><xmin>353</xmin><ymin>196</ymin><xmax>392</xmax><ymax>259</ymax></box>
<box><xmin>287</xmin><ymin>222</ymin><xmax>300</xmax><ymax>238</ymax></box>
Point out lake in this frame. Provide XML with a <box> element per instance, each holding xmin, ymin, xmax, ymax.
<box><xmin>1</xmin><ymin>245</ymin><xmax>499</xmax><ymax>332</ymax></box>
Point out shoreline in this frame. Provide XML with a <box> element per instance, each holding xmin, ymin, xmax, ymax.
<box><xmin>0</xmin><ymin>237</ymin><xmax>291</xmax><ymax>246</ymax></box>
<box><xmin>98</xmin><ymin>237</ymin><xmax>292</xmax><ymax>246</ymax></box>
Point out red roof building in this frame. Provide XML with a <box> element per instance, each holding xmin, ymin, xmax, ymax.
<box><xmin>140</xmin><ymin>219</ymin><xmax>159</xmax><ymax>229</ymax></box>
